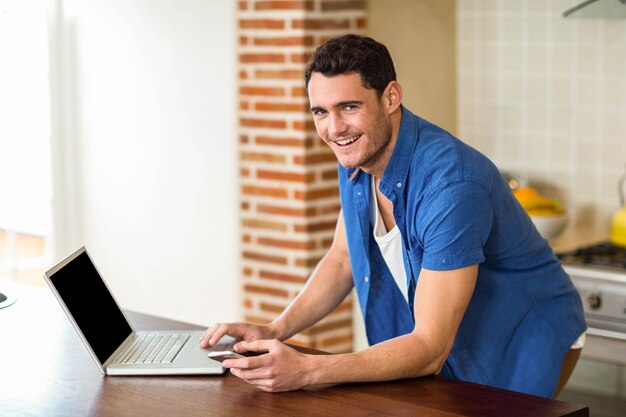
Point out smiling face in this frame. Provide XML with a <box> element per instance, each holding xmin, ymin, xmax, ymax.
<box><xmin>308</xmin><ymin>72</ymin><xmax>402</xmax><ymax>176</ymax></box>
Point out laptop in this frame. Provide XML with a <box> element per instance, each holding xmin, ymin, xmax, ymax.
<box><xmin>43</xmin><ymin>246</ymin><xmax>235</xmax><ymax>375</ymax></box>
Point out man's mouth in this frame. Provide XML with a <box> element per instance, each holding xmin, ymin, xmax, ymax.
<box><xmin>334</xmin><ymin>134</ymin><xmax>362</xmax><ymax>147</ymax></box>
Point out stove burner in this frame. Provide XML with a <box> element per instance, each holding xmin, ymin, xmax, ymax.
<box><xmin>556</xmin><ymin>242</ymin><xmax>626</xmax><ymax>270</ymax></box>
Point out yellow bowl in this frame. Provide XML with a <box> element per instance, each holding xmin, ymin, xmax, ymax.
<box><xmin>530</xmin><ymin>214</ymin><xmax>568</xmax><ymax>240</ymax></box>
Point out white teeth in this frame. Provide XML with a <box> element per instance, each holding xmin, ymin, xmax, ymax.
<box><xmin>336</xmin><ymin>135</ymin><xmax>361</xmax><ymax>146</ymax></box>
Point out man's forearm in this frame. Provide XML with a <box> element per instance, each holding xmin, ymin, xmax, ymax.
<box><xmin>269</xmin><ymin>249</ymin><xmax>353</xmax><ymax>340</ymax></box>
<box><xmin>305</xmin><ymin>332</ymin><xmax>445</xmax><ymax>386</ymax></box>
<box><xmin>303</xmin><ymin>266</ymin><xmax>478</xmax><ymax>387</ymax></box>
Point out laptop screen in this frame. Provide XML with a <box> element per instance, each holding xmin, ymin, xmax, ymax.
<box><xmin>48</xmin><ymin>250</ymin><xmax>132</xmax><ymax>364</ymax></box>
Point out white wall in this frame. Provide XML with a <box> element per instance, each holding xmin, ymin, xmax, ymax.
<box><xmin>60</xmin><ymin>0</ymin><xmax>238</xmax><ymax>326</ymax></box>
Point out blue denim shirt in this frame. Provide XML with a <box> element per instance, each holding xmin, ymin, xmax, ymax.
<box><xmin>338</xmin><ymin>107</ymin><xmax>586</xmax><ymax>397</ymax></box>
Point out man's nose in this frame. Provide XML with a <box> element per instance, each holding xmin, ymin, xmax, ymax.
<box><xmin>328</xmin><ymin>113</ymin><xmax>348</xmax><ymax>137</ymax></box>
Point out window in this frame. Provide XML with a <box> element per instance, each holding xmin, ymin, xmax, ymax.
<box><xmin>0</xmin><ymin>0</ymin><xmax>53</xmax><ymax>285</ymax></box>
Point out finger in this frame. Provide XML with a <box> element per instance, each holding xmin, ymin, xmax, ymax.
<box><xmin>199</xmin><ymin>323</ymin><xmax>221</xmax><ymax>341</ymax></box>
<box><xmin>229</xmin><ymin>365</ymin><xmax>273</xmax><ymax>380</ymax></box>
<box><xmin>208</xmin><ymin>324</ymin><xmax>231</xmax><ymax>345</ymax></box>
<box><xmin>222</xmin><ymin>356</ymin><xmax>267</xmax><ymax>370</ymax></box>
<box><xmin>199</xmin><ymin>324</ymin><xmax>217</xmax><ymax>346</ymax></box>
<box><xmin>200</xmin><ymin>323</ymin><xmax>229</xmax><ymax>347</ymax></box>
<box><xmin>234</xmin><ymin>338</ymin><xmax>275</xmax><ymax>353</ymax></box>
<box><xmin>232</xmin><ymin>374</ymin><xmax>281</xmax><ymax>393</ymax></box>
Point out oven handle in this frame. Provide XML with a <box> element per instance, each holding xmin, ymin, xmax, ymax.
<box><xmin>586</xmin><ymin>327</ymin><xmax>626</xmax><ymax>341</ymax></box>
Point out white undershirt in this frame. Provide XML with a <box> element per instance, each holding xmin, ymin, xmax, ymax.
<box><xmin>369</xmin><ymin>177</ymin><xmax>409</xmax><ymax>303</ymax></box>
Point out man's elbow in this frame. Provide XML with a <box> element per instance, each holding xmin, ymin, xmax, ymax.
<box><xmin>418</xmin><ymin>350</ymin><xmax>448</xmax><ymax>376</ymax></box>
<box><xmin>431</xmin><ymin>353</ymin><xmax>449</xmax><ymax>375</ymax></box>
<box><xmin>411</xmin><ymin>334</ymin><xmax>453</xmax><ymax>376</ymax></box>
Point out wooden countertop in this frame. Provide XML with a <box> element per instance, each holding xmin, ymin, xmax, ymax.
<box><xmin>0</xmin><ymin>280</ymin><xmax>589</xmax><ymax>417</ymax></box>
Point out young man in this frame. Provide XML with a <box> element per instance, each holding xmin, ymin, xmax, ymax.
<box><xmin>200</xmin><ymin>34</ymin><xmax>586</xmax><ymax>398</ymax></box>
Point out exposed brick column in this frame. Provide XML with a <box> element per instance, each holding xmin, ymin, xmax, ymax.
<box><xmin>237</xmin><ymin>0</ymin><xmax>367</xmax><ymax>353</ymax></box>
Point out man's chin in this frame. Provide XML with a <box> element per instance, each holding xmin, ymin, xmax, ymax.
<box><xmin>338</xmin><ymin>161</ymin><xmax>358</xmax><ymax>169</ymax></box>
<box><xmin>335</xmin><ymin>156</ymin><xmax>361</xmax><ymax>170</ymax></box>
<box><xmin>331</xmin><ymin>146</ymin><xmax>372</xmax><ymax>170</ymax></box>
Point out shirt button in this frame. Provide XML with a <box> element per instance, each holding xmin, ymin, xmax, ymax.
<box><xmin>357</xmin><ymin>191</ymin><xmax>362</xmax><ymax>196</ymax></box>
<box><xmin>396</xmin><ymin>182</ymin><xmax>402</xmax><ymax>188</ymax></box>
<box><xmin>364</xmin><ymin>276</ymin><xmax>369</xmax><ymax>283</ymax></box>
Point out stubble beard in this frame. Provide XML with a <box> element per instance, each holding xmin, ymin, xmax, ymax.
<box><xmin>340</xmin><ymin>109</ymin><xmax>392</xmax><ymax>171</ymax></box>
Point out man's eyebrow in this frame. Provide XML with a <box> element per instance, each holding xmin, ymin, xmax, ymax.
<box><xmin>334</xmin><ymin>100</ymin><xmax>363</xmax><ymax>109</ymax></box>
<box><xmin>310</xmin><ymin>101</ymin><xmax>364</xmax><ymax>113</ymax></box>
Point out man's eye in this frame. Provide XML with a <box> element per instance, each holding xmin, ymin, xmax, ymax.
<box><xmin>344</xmin><ymin>105</ymin><xmax>357</xmax><ymax>112</ymax></box>
<box><xmin>312</xmin><ymin>110</ymin><xmax>326</xmax><ymax>117</ymax></box>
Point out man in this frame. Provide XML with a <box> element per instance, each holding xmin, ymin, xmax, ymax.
<box><xmin>200</xmin><ymin>34</ymin><xmax>586</xmax><ymax>398</ymax></box>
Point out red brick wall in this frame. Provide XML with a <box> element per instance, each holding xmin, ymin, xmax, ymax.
<box><xmin>238</xmin><ymin>0</ymin><xmax>367</xmax><ymax>352</ymax></box>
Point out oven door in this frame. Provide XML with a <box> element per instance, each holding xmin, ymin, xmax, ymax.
<box><xmin>583</xmin><ymin>328</ymin><xmax>626</xmax><ymax>366</ymax></box>
<box><xmin>559</xmin><ymin>265</ymin><xmax>626</xmax><ymax>407</ymax></box>
<box><xmin>564</xmin><ymin>265</ymin><xmax>626</xmax><ymax>365</ymax></box>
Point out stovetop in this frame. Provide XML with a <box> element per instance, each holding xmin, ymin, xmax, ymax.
<box><xmin>556</xmin><ymin>242</ymin><xmax>626</xmax><ymax>271</ymax></box>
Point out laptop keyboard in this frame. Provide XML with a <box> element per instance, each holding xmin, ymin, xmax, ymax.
<box><xmin>119</xmin><ymin>334</ymin><xmax>190</xmax><ymax>364</ymax></box>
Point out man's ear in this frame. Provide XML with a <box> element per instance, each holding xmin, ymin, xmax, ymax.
<box><xmin>384</xmin><ymin>81</ymin><xmax>403</xmax><ymax>114</ymax></box>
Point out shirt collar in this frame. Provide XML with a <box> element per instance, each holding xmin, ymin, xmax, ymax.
<box><xmin>379</xmin><ymin>106</ymin><xmax>418</xmax><ymax>195</ymax></box>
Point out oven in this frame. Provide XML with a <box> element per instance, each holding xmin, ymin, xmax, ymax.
<box><xmin>556</xmin><ymin>243</ymin><xmax>626</xmax><ymax>404</ymax></box>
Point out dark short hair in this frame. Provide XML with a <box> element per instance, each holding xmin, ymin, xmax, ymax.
<box><xmin>304</xmin><ymin>34</ymin><xmax>396</xmax><ymax>97</ymax></box>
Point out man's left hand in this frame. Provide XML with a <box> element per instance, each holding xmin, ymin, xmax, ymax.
<box><xmin>223</xmin><ymin>339</ymin><xmax>313</xmax><ymax>393</ymax></box>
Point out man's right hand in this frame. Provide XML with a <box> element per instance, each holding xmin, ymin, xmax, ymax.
<box><xmin>199</xmin><ymin>322</ymin><xmax>278</xmax><ymax>348</ymax></box>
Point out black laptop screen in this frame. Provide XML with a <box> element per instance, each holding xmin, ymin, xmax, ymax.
<box><xmin>49</xmin><ymin>251</ymin><xmax>132</xmax><ymax>364</ymax></box>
